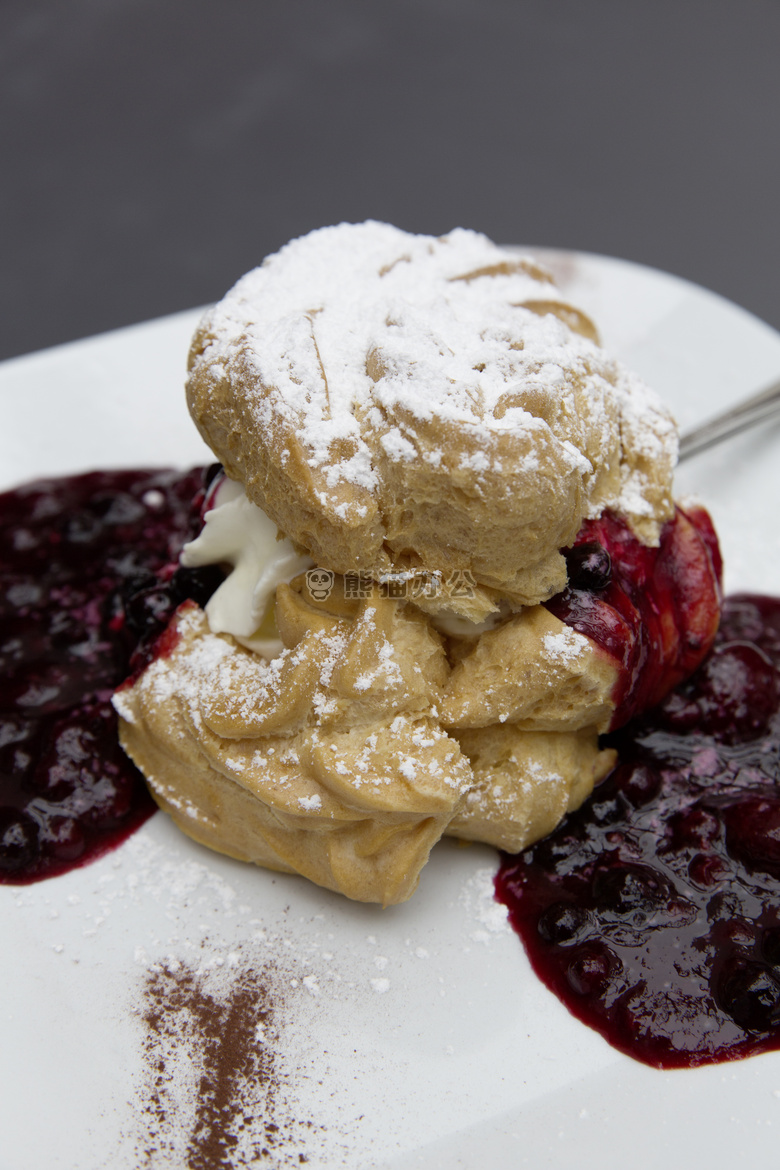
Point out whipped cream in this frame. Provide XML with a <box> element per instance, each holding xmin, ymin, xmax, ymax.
<box><xmin>181</xmin><ymin>474</ymin><xmax>312</xmax><ymax>656</ymax></box>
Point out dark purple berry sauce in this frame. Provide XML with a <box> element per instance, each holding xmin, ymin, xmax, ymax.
<box><xmin>497</xmin><ymin>593</ymin><xmax>780</xmax><ymax>1069</ymax></box>
<box><xmin>0</xmin><ymin>466</ymin><xmax>223</xmax><ymax>884</ymax></box>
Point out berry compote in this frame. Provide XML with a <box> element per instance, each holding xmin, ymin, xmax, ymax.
<box><xmin>497</xmin><ymin>593</ymin><xmax>780</xmax><ymax>1068</ymax></box>
<box><xmin>0</xmin><ymin>466</ymin><xmax>223</xmax><ymax>884</ymax></box>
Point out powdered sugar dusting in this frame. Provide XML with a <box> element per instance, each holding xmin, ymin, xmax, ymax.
<box><xmin>542</xmin><ymin>625</ymin><xmax>590</xmax><ymax>663</ymax></box>
<box><xmin>459</xmin><ymin>865</ymin><xmax>511</xmax><ymax>943</ymax></box>
<box><xmin>192</xmin><ymin>222</ymin><xmax>676</xmax><ymax>525</ymax></box>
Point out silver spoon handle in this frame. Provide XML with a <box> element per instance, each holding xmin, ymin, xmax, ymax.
<box><xmin>678</xmin><ymin>376</ymin><xmax>780</xmax><ymax>461</ymax></box>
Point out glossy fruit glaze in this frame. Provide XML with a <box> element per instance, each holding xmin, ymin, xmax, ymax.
<box><xmin>497</xmin><ymin>593</ymin><xmax>780</xmax><ymax>1069</ymax></box>
<box><xmin>0</xmin><ymin>467</ymin><xmax>223</xmax><ymax>884</ymax></box>
<box><xmin>546</xmin><ymin>504</ymin><xmax>722</xmax><ymax>729</ymax></box>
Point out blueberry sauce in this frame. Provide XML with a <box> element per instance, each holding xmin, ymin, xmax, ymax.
<box><xmin>497</xmin><ymin>593</ymin><xmax>780</xmax><ymax>1068</ymax></box>
<box><xmin>0</xmin><ymin>467</ymin><xmax>223</xmax><ymax>884</ymax></box>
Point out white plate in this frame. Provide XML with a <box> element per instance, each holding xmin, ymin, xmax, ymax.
<box><xmin>3</xmin><ymin>253</ymin><xmax>780</xmax><ymax>1170</ymax></box>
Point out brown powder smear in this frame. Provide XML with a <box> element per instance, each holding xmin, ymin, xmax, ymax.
<box><xmin>137</xmin><ymin>953</ymin><xmax>320</xmax><ymax>1167</ymax></box>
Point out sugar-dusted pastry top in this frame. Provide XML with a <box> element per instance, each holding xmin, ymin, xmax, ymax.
<box><xmin>186</xmin><ymin>223</ymin><xmax>677</xmax><ymax>619</ymax></box>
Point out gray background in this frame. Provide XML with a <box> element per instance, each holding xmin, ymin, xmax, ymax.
<box><xmin>2</xmin><ymin>0</ymin><xmax>779</xmax><ymax>362</ymax></box>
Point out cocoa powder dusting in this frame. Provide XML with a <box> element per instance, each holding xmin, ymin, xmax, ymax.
<box><xmin>136</xmin><ymin>951</ymin><xmax>320</xmax><ymax>1167</ymax></box>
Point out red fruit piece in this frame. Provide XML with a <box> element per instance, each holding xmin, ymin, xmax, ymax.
<box><xmin>546</xmin><ymin>505</ymin><xmax>722</xmax><ymax>728</ymax></box>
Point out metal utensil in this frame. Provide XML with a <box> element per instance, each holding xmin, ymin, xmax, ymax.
<box><xmin>678</xmin><ymin>376</ymin><xmax>780</xmax><ymax>461</ymax></box>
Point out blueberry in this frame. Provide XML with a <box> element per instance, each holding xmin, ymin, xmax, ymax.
<box><xmin>81</xmin><ymin>771</ymin><xmax>134</xmax><ymax>829</ymax></box>
<box><xmin>30</xmin><ymin>720</ymin><xmax>98</xmax><ymax>802</ymax></box>
<box><xmin>687</xmin><ymin>852</ymin><xmax>728</xmax><ymax>888</ymax></box>
<box><xmin>527</xmin><ymin>824</ymin><xmax>586</xmax><ymax>869</ymax></box>
<box><xmin>658</xmin><ymin>690</ymin><xmax>705</xmax><ymax>733</ymax></box>
<box><xmin>202</xmin><ymin>463</ymin><xmax>224</xmax><ymax>491</ymax></box>
<box><xmin>0</xmin><ymin>807</ymin><xmax>39</xmax><ymax>872</ymax></box>
<box><xmin>62</xmin><ymin>510</ymin><xmax>103</xmax><ymax>544</ymax></box>
<box><xmin>566</xmin><ymin>943</ymin><xmax>619</xmax><ymax>996</ymax></box>
<box><xmin>537</xmin><ymin>902</ymin><xmax>590</xmax><ymax>945</ymax></box>
<box><xmin>696</xmin><ymin>642</ymin><xmax>778</xmax><ymax>741</ymax></box>
<box><xmin>40</xmin><ymin>815</ymin><xmax>86</xmax><ymax>862</ymax></box>
<box><xmin>94</xmin><ymin>492</ymin><xmax>145</xmax><ymax>527</ymax></box>
<box><xmin>564</xmin><ymin>542</ymin><xmax>612</xmax><ymax>591</ymax></box>
<box><xmin>117</xmin><ymin>569</ymin><xmax>156</xmax><ymax>600</ymax></box>
<box><xmin>707</xmin><ymin>890</ymin><xmax>743</xmax><ymax>923</ymax></box>
<box><xmin>123</xmin><ymin>585</ymin><xmax>176</xmax><ymax>640</ymax></box>
<box><xmin>590</xmin><ymin>795</ymin><xmax>625</xmax><ymax>825</ymax></box>
<box><xmin>592</xmin><ymin>863</ymin><xmax>668</xmax><ymax>920</ymax></box>
<box><xmin>719</xmin><ymin>598</ymin><xmax>766</xmax><ymax>645</ymax></box>
<box><xmin>123</xmin><ymin>567</ymin><xmax>223</xmax><ymax>642</ymax></box>
<box><xmin>720</xmin><ymin>919</ymin><xmax>757</xmax><ymax>947</ymax></box>
<box><xmin>0</xmin><ymin>715</ymin><xmax>37</xmax><ymax>778</ymax></box>
<box><xmin>669</xmin><ymin>807</ymin><xmax>719</xmax><ymax>851</ymax></box>
<box><xmin>724</xmin><ymin>796</ymin><xmax>780</xmax><ymax>879</ymax></box>
<box><xmin>619</xmin><ymin>764</ymin><xmax>661</xmax><ymax>807</ymax></box>
<box><xmin>170</xmin><ymin>565</ymin><xmax>225</xmax><ymax>609</ymax></box>
<box><xmin>715</xmin><ymin>956</ymin><xmax>780</xmax><ymax>1032</ymax></box>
